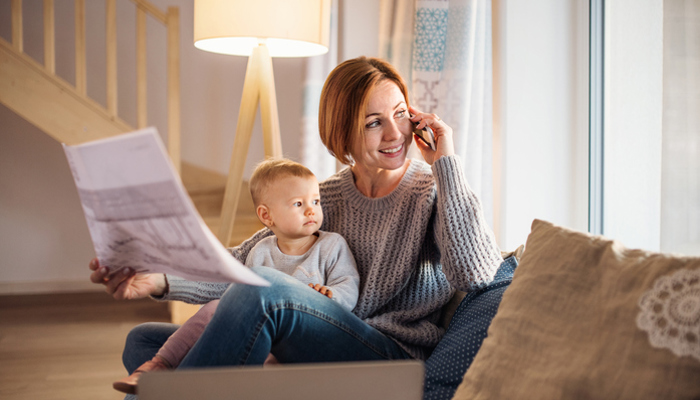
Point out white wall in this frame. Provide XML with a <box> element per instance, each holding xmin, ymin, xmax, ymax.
<box><xmin>495</xmin><ymin>0</ymin><xmax>589</xmax><ymax>251</ymax></box>
<box><xmin>339</xmin><ymin>0</ymin><xmax>381</xmax><ymax>60</ymax></box>
<box><xmin>0</xmin><ymin>105</ymin><xmax>97</xmax><ymax>293</ymax></box>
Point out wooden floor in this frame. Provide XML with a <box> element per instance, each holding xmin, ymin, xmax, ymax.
<box><xmin>0</xmin><ymin>292</ymin><xmax>170</xmax><ymax>400</ymax></box>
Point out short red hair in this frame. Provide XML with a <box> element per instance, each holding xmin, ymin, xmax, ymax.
<box><xmin>319</xmin><ymin>57</ymin><xmax>410</xmax><ymax>165</ymax></box>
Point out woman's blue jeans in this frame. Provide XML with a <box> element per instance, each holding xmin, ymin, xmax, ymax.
<box><xmin>122</xmin><ymin>266</ymin><xmax>411</xmax><ymax>374</ymax></box>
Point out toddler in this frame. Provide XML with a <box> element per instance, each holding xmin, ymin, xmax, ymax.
<box><xmin>112</xmin><ymin>158</ymin><xmax>359</xmax><ymax>394</ymax></box>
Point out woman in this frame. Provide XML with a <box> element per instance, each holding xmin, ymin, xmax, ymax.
<box><xmin>90</xmin><ymin>56</ymin><xmax>503</xmax><ymax>372</ymax></box>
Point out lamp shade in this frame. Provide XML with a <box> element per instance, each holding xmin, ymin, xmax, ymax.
<box><xmin>194</xmin><ymin>0</ymin><xmax>331</xmax><ymax>57</ymax></box>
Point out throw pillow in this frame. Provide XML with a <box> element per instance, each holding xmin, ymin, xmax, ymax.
<box><xmin>453</xmin><ymin>219</ymin><xmax>700</xmax><ymax>400</ymax></box>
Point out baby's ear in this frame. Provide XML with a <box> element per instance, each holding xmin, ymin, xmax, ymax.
<box><xmin>256</xmin><ymin>205</ymin><xmax>273</xmax><ymax>228</ymax></box>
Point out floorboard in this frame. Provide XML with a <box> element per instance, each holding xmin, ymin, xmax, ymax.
<box><xmin>0</xmin><ymin>292</ymin><xmax>170</xmax><ymax>399</ymax></box>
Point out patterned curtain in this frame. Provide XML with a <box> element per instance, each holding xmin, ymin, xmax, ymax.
<box><xmin>380</xmin><ymin>0</ymin><xmax>494</xmax><ymax>223</ymax></box>
<box><xmin>412</xmin><ymin>0</ymin><xmax>494</xmax><ymax>223</ymax></box>
<box><xmin>299</xmin><ymin>0</ymin><xmax>340</xmax><ymax>181</ymax></box>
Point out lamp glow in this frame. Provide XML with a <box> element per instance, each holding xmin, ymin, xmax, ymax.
<box><xmin>194</xmin><ymin>0</ymin><xmax>331</xmax><ymax>57</ymax></box>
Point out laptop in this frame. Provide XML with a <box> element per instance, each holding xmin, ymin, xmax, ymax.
<box><xmin>138</xmin><ymin>360</ymin><xmax>424</xmax><ymax>400</ymax></box>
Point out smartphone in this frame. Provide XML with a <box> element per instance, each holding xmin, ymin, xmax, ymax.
<box><xmin>413</xmin><ymin>123</ymin><xmax>436</xmax><ymax>151</ymax></box>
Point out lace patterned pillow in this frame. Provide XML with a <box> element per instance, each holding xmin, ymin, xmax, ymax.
<box><xmin>454</xmin><ymin>219</ymin><xmax>700</xmax><ymax>400</ymax></box>
<box><xmin>637</xmin><ymin>268</ymin><xmax>700</xmax><ymax>361</ymax></box>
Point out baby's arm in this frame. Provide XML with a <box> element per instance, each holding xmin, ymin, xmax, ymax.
<box><xmin>319</xmin><ymin>234</ymin><xmax>360</xmax><ymax>311</ymax></box>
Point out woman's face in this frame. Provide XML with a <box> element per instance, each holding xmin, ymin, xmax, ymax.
<box><xmin>350</xmin><ymin>80</ymin><xmax>413</xmax><ymax>171</ymax></box>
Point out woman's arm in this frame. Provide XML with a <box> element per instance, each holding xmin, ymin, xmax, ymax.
<box><xmin>229</xmin><ymin>227</ymin><xmax>274</xmax><ymax>264</ymax></box>
<box><xmin>89</xmin><ymin>227</ymin><xmax>274</xmax><ymax>303</ymax></box>
<box><xmin>410</xmin><ymin>106</ymin><xmax>502</xmax><ymax>291</ymax></box>
<box><xmin>431</xmin><ymin>155</ymin><xmax>503</xmax><ymax>292</ymax></box>
<box><xmin>160</xmin><ymin>227</ymin><xmax>275</xmax><ymax>304</ymax></box>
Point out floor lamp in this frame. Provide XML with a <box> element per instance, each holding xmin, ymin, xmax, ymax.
<box><xmin>194</xmin><ymin>0</ymin><xmax>331</xmax><ymax>246</ymax></box>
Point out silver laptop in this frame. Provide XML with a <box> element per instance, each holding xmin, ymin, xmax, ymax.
<box><xmin>138</xmin><ymin>360</ymin><xmax>424</xmax><ymax>400</ymax></box>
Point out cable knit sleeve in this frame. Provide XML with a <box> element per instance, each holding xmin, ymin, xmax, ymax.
<box><xmin>431</xmin><ymin>155</ymin><xmax>502</xmax><ymax>291</ymax></box>
<box><xmin>158</xmin><ymin>227</ymin><xmax>274</xmax><ymax>304</ymax></box>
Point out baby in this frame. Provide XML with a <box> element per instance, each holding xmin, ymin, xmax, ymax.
<box><xmin>113</xmin><ymin>158</ymin><xmax>359</xmax><ymax>394</ymax></box>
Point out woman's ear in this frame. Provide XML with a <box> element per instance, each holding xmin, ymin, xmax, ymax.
<box><xmin>256</xmin><ymin>205</ymin><xmax>273</xmax><ymax>228</ymax></box>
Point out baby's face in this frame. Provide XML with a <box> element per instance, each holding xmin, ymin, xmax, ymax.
<box><xmin>264</xmin><ymin>175</ymin><xmax>323</xmax><ymax>240</ymax></box>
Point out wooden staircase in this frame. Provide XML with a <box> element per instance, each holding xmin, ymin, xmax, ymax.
<box><xmin>0</xmin><ymin>0</ymin><xmax>180</xmax><ymax>152</ymax></box>
<box><xmin>0</xmin><ymin>37</ymin><xmax>132</xmax><ymax>144</ymax></box>
<box><xmin>1</xmin><ymin>0</ymin><xmax>263</xmax><ymax>323</ymax></box>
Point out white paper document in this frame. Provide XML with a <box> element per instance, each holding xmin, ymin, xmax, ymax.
<box><xmin>63</xmin><ymin>127</ymin><xmax>269</xmax><ymax>286</ymax></box>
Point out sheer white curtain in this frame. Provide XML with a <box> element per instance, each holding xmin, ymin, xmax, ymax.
<box><xmin>661</xmin><ymin>0</ymin><xmax>700</xmax><ymax>255</ymax></box>
<box><xmin>299</xmin><ymin>0</ymin><xmax>339</xmax><ymax>181</ymax></box>
<box><xmin>381</xmin><ymin>0</ymin><xmax>494</xmax><ymax>223</ymax></box>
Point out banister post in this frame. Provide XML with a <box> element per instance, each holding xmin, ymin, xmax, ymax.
<box><xmin>106</xmin><ymin>0</ymin><xmax>118</xmax><ymax>117</ymax></box>
<box><xmin>75</xmin><ymin>0</ymin><xmax>86</xmax><ymax>95</ymax></box>
<box><xmin>166</xmin><ymin>6</ymin><xmax>181</xmax><ymax>174</ymax></box>
<box><xmin>11</xmin><ymin>0</ymin><xmax>23</xmax><ymax>52</ymax></box>
<box><xmin>44</xmin><ymin>0</ymin><xmax>55</xmax><ymax>74</ymax></box>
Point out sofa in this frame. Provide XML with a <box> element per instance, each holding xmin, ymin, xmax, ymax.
<box><xmin>424</xmin><ymin>219</ymin><xmax>700</xmax><ymax>400</ymax></box>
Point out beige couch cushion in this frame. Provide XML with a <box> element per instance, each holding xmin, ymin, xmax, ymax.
<box><xmin>454</xmin><ymin>219</ymin><xmax>700</xmax><ymax>400</ymax></box>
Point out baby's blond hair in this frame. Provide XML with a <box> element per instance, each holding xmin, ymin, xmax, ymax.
<box><xmin>249</xmin><ymin>158</ymin><xmax>316</xmax><ymax>206</ymax></box>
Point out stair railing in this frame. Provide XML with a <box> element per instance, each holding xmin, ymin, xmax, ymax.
<box><xmin>9</xmin><ymin>0</ymin><xmax>181</xmax><ymax>172</ymax></box>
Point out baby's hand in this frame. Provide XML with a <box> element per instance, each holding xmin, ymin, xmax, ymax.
<box><xmin>309</xmin><ymin>283</ymin><xmax>333</xmax><ymax>299</ymax></box>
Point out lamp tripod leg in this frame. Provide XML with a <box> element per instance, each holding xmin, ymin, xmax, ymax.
<box><xmin>257</xmin><ymin>45</ymin><xmax>282</xmax><ymax>158</ymax></box>
<box><xmin>218</xmin><ymin>44</ymin><xmax>282</xmax><ymax>246</ymax></box>
<box><xmin>218</xmin><ymin>50</ymin><xmax>261</xmax><ymax>246</ymax></box>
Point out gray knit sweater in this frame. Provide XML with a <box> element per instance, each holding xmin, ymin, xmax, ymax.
<box><xmin>163</xmin><ymin>155</ymin><xmax>503</xmax><ymax>359</ymax></box>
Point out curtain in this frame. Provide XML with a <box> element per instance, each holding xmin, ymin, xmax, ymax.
<box><xmin>412</xmin><ymin>0</ymin><xmax>494</xmax><ymax>223</ymax></box>
<box><xmin>661</xmin><ymin>0</ymin><xmax>700</xmax><ymax>255</ymax></box>
<box><xmin>303</xmin><ymin>0</ymin><xmax>494</xmax><ymax>226</ymax></box>
<box><xmin>381</xmin><ymin>0</ymin><xmax>494</xmax><ymax>224</ymax></box>
<box><xmin>299</xmin><ymin>0</ymin><xmax>340</xmax><ymax>181</ymax></box>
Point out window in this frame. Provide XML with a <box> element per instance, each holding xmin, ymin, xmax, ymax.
<box><xmin>590</xmin><ymin>0</ymin><xmax>699</xmax><ymax>255</ymax></box>
<box><xmin>661</xmin><ymin>0</ymin><xmax>700</xmax><ymax>255</ymax></box>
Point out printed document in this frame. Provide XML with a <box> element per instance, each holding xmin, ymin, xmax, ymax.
<box><xmin>63</xmin><ymin>127</ymin><xmax>268</xmax><ymax>286</ymax></box>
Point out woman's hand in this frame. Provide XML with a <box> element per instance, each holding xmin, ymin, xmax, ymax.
<box><xmin>409</xmin><ymin>106</ymin><xmax>455</xmax><ymax>165</ymax></box>
<box><xmin>89</xmin><ymin>258</ymin><xmax>167</xmax><ymax>300</ymax></box>
<box><xmin>309</xmin><ymin>283</ymin><xmax>333</xmax><ymax>299</ymax></box>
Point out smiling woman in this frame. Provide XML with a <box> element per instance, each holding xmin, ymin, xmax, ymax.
<box><xmin>92</xmin><ymin>56</ymin><xmax>504</xmax><ymax>400</ymax></box>
<box><xmin>318</xmin><ymin>56</ymin><xmax>412</xmax><ymax>166</ymax></box>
